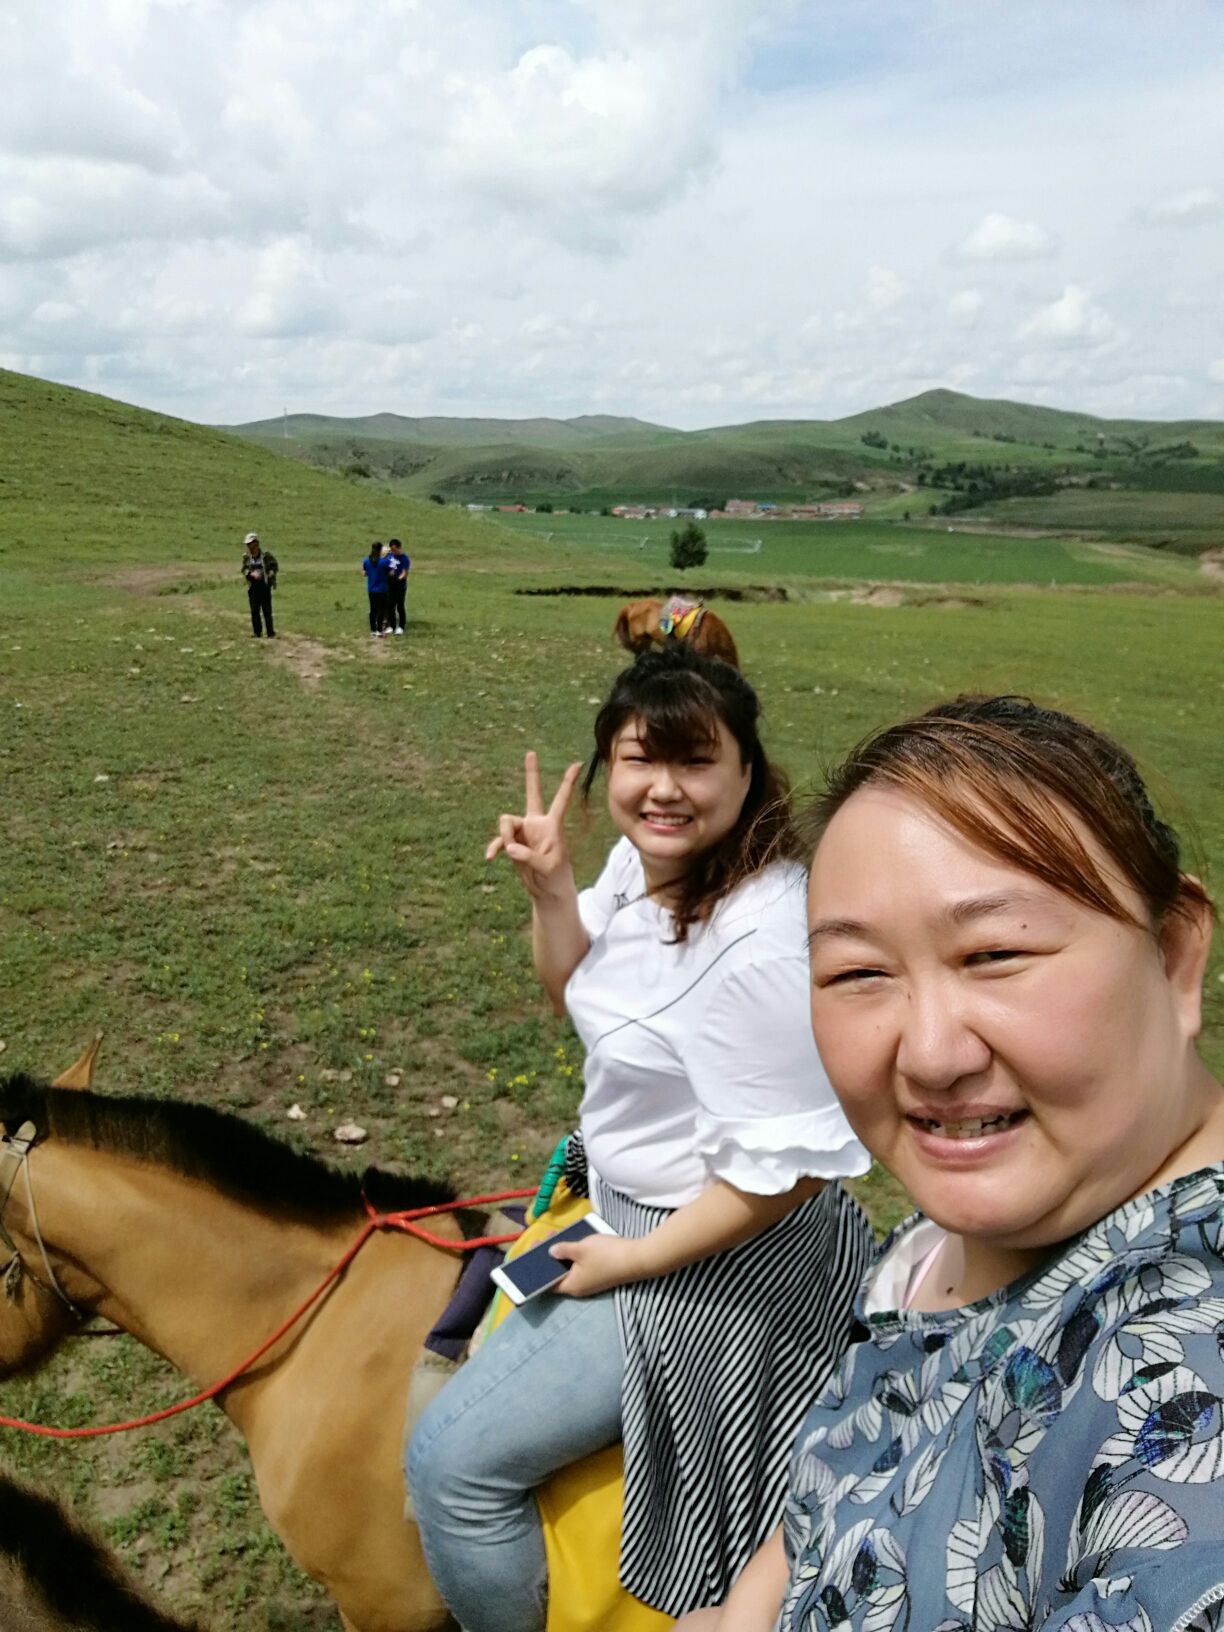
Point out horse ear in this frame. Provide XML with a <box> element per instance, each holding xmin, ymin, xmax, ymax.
<box><xmin>52</xmin><ymin>1032</ymin><xmax>103</xmax><ymax>1090</ymax></box>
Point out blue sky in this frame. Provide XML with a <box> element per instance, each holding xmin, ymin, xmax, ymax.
<box><xmin>1</xmin><ymin>0</ymin><xmax>1222</xmax><ymax>427</ymax></box>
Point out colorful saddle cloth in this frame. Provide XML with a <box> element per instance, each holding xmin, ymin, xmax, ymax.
<box><xmin>658</xmin><ymin>595</ymin><xmax>704</xmax><ymax>641</ymax></box>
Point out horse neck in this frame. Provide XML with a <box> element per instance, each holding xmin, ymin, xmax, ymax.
<box><xmin>20</xmin><ymin>1142</ymin><xmax>363</xmax><ymax>1398</ymax></box>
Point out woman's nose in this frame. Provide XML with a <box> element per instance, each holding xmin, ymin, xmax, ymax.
<box><xmin>649</xmin><ymin>766</ymin><xmax>681</xmax><ymax>800</ymax></box>
<box><xmin>895</xmin><ymin>983</ymin><xmax>991</xmax><ymax>1091</ymax></box>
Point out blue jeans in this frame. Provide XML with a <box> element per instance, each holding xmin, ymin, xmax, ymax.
<box><xmin>406</xmin><ymin>1290</ymin><xmax>624</xmax><ymax>1632</ymax></box>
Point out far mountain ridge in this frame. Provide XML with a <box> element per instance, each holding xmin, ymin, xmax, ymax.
<box><xmin>226</xmin><ymin>390</ymin><xmax>1224</xmax><ymax>452</ymax></box>
<box><xmin>226</xmin><ymin>410</ymin><xmax>674</xmax><ymax>447</ymax></box>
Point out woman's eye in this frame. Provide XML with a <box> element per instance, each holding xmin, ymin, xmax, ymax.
<box><xmin>826</xmin><ymin>967</ymin><xmax>886</xmax><ymax>986</ymax></box>
<box><xmin>965</xmin><ymin>949</ymin><xmax>1023</xmax><ymax>967</ymax></box>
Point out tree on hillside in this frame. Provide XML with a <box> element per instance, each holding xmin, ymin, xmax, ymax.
<box><xmin>670</xmin><ymin>520</ymin><xmax>707</xmax><ymax>572</ymax></box>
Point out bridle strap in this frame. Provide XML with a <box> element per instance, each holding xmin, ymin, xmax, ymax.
<box><xmin>0</xmin><ymin>1122</ymin><xmax>36</xmax><ymax>1261</ymax></box>
<box><xmin>0</xmin><ymin>1122</ymin><xmax>95</xmax><ymax>1325</ymax></box>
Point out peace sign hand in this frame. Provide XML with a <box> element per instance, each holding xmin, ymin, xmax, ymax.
<box><xmin>486</xmin><ymin>752</ymin><xmax>584</xmax><ymax>902</ymax></box>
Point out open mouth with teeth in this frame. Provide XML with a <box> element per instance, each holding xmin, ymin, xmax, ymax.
<box><xmin>640</xmin><ymin>812</ymin><xmax>693</xmax><ymax>828</ymax></box>
<box><xmin>912</xmin><ymin>1110</ymin><xmax>1028</xmax><ymax>1141</ymax></box>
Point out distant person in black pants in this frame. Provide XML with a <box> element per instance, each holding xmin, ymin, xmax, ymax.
<box><xmin>387</xmin><ymin>538</ymin><xmax>410</xmax><ymax>635</ymax></box>
<box><xmin>242</xmin><ymin>532</ymin><xmax>278</xmax><ymax>637</ymax></box>
<box><xmin>362</xmin><ymin>541</ymin><xmax>390</xmax><ymax>637</ymax></box>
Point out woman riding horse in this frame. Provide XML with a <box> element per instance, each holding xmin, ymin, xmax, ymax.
<box><xmin>408</xmin><ymin>646</ymin><xmax>873</xmax><ymax>1630</ymax></box>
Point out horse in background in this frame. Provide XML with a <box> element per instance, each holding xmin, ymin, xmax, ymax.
<box><xmin>0</xmin><ymin>1471</ymin><xmax>205</xmax><ymax>1632</ymax></box>
<box><xmin>613</xmin><ymin>596</ymin><xmax>739</xmax><ymax>668</ymax></box>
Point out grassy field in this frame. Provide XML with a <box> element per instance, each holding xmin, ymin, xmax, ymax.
<box><xmin>2</xmin><ymin>367</ymin><xmax>1223</xmax><ymax>1627</ymax></box>
<box><xmin>480</xmin><ymin>509</ymin><xmax>1207</xmax><ymax>588</ymax></box>
<box><xmin>979</xmin><ymin>487</ymin><xmax>1224</xmax><ymax>547</ymax></box>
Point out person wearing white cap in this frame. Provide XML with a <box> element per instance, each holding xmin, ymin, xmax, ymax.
<box><xmin>241</xmin><ymin>531</ymin><xmax>279</xmax><ymax>637</ymax></box>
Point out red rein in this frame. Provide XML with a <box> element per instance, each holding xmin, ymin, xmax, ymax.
<box><xmin>0</xmin><ymin>1188</ymin><xmax>534</xmax><ymax>1441</ymax></box>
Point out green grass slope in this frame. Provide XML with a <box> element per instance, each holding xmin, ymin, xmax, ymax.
<box><xmin>0</xmin><ymin>366</ymin><xmax>500</xmax><ymax>568</ymax></box>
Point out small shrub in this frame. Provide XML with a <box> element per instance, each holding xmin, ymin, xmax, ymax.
<box><xmin>669</xmin><ymin>521</ymin><xmax>707</xmax><ymax>571</ymax></box>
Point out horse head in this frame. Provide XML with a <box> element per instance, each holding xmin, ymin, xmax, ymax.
<box><xmin>0</xmin><ymin>1039</ymin><xmax>103</xmax><ymax>1376</ymax></box>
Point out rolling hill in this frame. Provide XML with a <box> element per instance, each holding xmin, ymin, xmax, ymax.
<box><xmin>222</xmin><ymin>389</ymin><xmax>1224</xmax><ymax>520</ymax></box>
<box><xmin>0</xmin><ymin>366</ymin><xmax>486</xmax><ymax>566</ymax></box>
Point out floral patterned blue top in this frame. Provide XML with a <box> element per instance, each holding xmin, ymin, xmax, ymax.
<box><xmin>780</xmin><ymin>1166</ymin><xmax>1224</xmax><ymax>1632</ymax></box>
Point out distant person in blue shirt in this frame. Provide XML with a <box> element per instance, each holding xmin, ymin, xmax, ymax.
<box><xmin>386</xmin><ymin>538</ymin><xmax>411</xmax><ymax>635</ymax></box>
<box><xmin>362</xmin><ymin>542</ymin><xmax>390</xmax><ymax>637</ymax></box>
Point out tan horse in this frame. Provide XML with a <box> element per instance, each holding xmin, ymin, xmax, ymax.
<box><xmin>612</xmin><ymin>598</ymin><xmax>740</xmax><ymax>669</ymax></box>
<box><xmin>0</xmin><ymin>1050</ymin><xmax>469</xmax><ymax>1632</ymax></box>
<box><xmin>0</xmin><ymin>1470</ymin><xmax>204</xmax><ymax>1632</ymax></box>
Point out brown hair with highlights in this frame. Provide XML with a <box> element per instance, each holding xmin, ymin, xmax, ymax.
<box><xmin>806</xmin><ymin>695</ymin><xmax>1214</xmax><ymax>930</ymax></box>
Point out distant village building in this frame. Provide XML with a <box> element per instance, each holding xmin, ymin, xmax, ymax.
<box><xmin>724</xmin><ymin>499</ymin><xmax>758</xmax><ymax>517</ymax></box>
<box><xmin>789</xmin><ymin>502</ymin><xmax>864</xmax><ymax>520</ymax></box>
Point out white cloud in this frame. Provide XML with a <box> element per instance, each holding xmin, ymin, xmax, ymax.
<box><xmin>1141</xmin><ymin>186</ymin><xmax>1223</xmax><ymax>225</ymax></box>
<box><xmin>865</xmin><ymin>265</ymin><xmax>907</xmax><ymax>310</ymax></box>
<box><xmin>948</xmin><ymin>289</ymin><xmax>983</xmax><ymax>324</ymax></box>
<box><xmin>1014</xmin><ymin>285</ymin><xmax>1123</xmax><ymax>350</ymax></box>
<box><xmin>1209</xmin><ymin>359</ymin><xmax>1224</xmax><ymax>383</ymax></box>
<box><xmin>954</xmin><ymin>211</ymin><xmax>1057</xmax><ymax>262</ymax></box>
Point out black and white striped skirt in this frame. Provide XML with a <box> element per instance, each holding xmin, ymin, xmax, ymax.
<box><xmin>592</xmin><ymin>1174</ymin><xmax>874</xmax><ymax>1616</ymax></box>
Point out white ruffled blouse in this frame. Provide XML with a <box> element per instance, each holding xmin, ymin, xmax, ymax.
<box><xmin>566</xmin><ymin>837</ymin><xmax>870</xmax><ymax>1208</ymax></box>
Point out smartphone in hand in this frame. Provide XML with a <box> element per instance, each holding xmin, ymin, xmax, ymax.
<box><xmin>490</xmin><ymin>1214</ymin><xmax>616</xmax><ymax>1306</ymax></box>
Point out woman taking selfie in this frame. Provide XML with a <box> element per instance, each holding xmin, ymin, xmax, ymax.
<box><xmin>679</xmin><ymin>694</ymin><xmax>1224</xmax><ymax>1632</ymax></box>
<box><xmin>408</xmin><ymin>646</ymin><xmax>873</xmax><ymax>1631</ymax></box>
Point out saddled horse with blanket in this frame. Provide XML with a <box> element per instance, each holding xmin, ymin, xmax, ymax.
<box><xmin>613</xmin><ymin>597</ymin><xmax>739</xmax><ymax>669</ymax></box>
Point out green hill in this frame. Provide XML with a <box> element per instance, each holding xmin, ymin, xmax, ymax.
<box><xmin>0</xmin><ymin>366</ymin><xmax>487</xmax><ymax>567</ymax></box>
<box><xmin>228</xmin><ymin>409</ymin><xmax>672</xmax><ymax>448</ymax></box>
<box><xmin>833</xmin><ymin>388</ymin><xmax>1224</xmax><ymax>455</ymax></box>
<box><xmin>223</xmin><ymin>388</ymin><xmax>1224</xmax><ymax>523</ymax></box>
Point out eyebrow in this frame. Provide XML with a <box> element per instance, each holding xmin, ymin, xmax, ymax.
<box><xmin>807</xmin><ymin>889</ymin><xmax>1056</xmax><ymax>947</ymax></box>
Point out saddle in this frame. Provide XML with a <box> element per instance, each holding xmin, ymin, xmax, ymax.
<box><xmin>658</xmin><ymin>595</ymin><xmax>705</xmax><ymax>642</ymax></box>
<box><xmin>404</xmin><ymin>1181</ymin><xmax>669</xmax><ymax>1632</ymax></box>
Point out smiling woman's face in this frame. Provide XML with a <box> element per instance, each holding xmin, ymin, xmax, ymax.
<box><xmin>807</xmin><ymin>784</ymin><xmax>1212</xmax><ymax>1251</ymax></box>
<box><xmin>607</xmin><ymin>715</ymin><xmax>750</xmax><ymax>889</ymax></box>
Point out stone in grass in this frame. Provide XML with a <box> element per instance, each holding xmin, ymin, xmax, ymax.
<box><xmin>334</xmin><ymin>1121</ymin><xmax>368</xmax><ymax>1145</ymax></box>
<box><xmin>94</xmin><ymin>773</ymin><xmax>110</xmax><ymax>783</ymax></box>
<box><xmin>439</xmin><ymin>1095</ymin><xmax>459</xmax><ymax>1111</ymax></box>
<box><xmin>384</xmin><ymin>1072</ymin><xmax>402</xmax><ymax>1088</ymax></box>
<box><xmin>286</xmin><ymin>1103</ymin><xmax>307</xmax><ymax>1121</ymax></box>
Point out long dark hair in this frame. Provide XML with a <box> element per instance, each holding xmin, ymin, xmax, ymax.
<box><xmin>583</xmin><ymin>646</ymin><xmax>801</xmax><ymax>941</ymax></box>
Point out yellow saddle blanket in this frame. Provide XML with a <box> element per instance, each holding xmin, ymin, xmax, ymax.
<box><xmin>487</xmin><ymin>1187</ymin><xmax>671</xmax><ymax>1632</ymax></box>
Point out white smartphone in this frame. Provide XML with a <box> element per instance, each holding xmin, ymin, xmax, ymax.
<box><xmin>490</xmin><ymin>1214</ymin><xmax>616</xmax><ymax>1306</ymax></box>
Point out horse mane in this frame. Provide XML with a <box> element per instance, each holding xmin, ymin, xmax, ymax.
<box><xmin>0</xmin><ymin>1472</ymin><xmax>203</xmax><ymax>1630</ymax></box>
<box><xmin>0</xmin><ymin>1074</ymin><xmax>454</xmax><ymax>1220</ymax></box>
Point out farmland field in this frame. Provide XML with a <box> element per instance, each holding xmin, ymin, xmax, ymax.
<box><xmin>2</xmin><ymin>368</ymin><xmax>1223</xmax><ymax>1628</ymax></box>
<box><xmin>481</xmin><ymin>510</ymin><xmax>1205</xmax><ymax>587</ymax></box>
